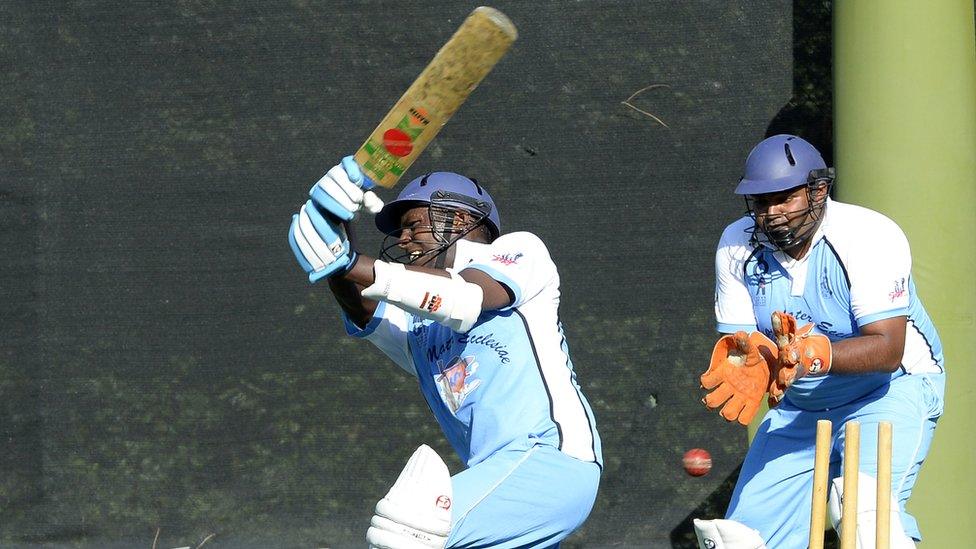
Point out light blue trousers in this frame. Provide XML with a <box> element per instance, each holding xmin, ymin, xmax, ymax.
<box><xmin>727</xmin><ymin>373</ymin><xmax>945</xmax><ymax>548</ymax></box>
<box><xmin>446</xmin><ymin>444</ymin><xmax>600</xmax><ymax>549</ymax></box>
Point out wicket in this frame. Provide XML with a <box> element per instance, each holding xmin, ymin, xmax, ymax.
<box><xmin>809</xmin><ymin>419</ymin><xmax>894</xmax><ymax>549</ymax></box>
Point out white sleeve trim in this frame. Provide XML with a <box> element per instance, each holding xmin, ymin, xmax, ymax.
<box><xmin>714</xmin><ymin>219</ymin><xmax>759</xmax><ymax>332</ymax></box>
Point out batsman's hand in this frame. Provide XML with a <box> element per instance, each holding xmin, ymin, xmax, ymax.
<box><xmin>288</xmin><ymin>200</ymin><xmax>356</xmax><ymax>283</ymax></box>
<box><xmin>768</xmin><ymin>311</ymin><xmax>832</xmax><ymax>403</ymax></box>
<box><xmin>309</xmin><ymin>156</ymin><xmax>384</xmax><ymax>222</ymax></box>
<box><xmin>700</xmin><ymin>331</ymin><xmax>777</xmax><ymax>426</ymax></box>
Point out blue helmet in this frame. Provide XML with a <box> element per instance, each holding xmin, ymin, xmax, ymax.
<box><xmin>375</xmin><ymin>172</ymin><xmax>501</xmax><ymax>238</ymax></box>
<box><xmin>735</xmin><ymin>135</ymin><xmax>830</xmax><ymax>195</ymax></box>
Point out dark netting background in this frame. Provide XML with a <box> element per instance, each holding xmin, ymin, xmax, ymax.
<box><xmin>1</xmin><ymin>1</ymin><xmax>802</xmax><ymax>547</ymax></box>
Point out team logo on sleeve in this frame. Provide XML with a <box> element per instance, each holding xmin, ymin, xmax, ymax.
<box><xmin>889</xmin><ymin>278</ymin><xmax>906</xmax><ymax>302</ymax></box>
<box><xmin>435</xmin><ymin>355</ymin><xmax>481</xmax><ymax>413</ymax></box>
<box><xmin>491</xmin><ymin>252</ymin><xmax>523</xmax><ymax>266</ymax></box>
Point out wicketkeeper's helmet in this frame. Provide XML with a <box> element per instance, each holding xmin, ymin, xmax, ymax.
<box><xmin>735</xmin><ymin>134</ymin><xmax>832</xmax><ymax>195</ymax></box>
<box><xmin>736</xmin><ymin>135</ymin><xmax>835</xmax><ymax>251</ymax></box>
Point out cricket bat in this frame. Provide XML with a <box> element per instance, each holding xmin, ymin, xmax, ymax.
<box><xmin>353</xmin><ymin>6</ymin><xmax>518</xmax><ymax>189</ymax></box>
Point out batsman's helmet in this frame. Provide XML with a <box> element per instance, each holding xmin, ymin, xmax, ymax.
<box><xmin>735</xmin><ymin>135</ymin><xmax>831</xmax><ymax>195</ymax></box>
<box><xmin>375</xmin><ymin>172</ymin><xmax>500</xmax><ymax>238</ymax></box>
<box><xmin>376</xmin><ymin>172</ymin><xmax>500</xmax><ymax>265</ymax></box>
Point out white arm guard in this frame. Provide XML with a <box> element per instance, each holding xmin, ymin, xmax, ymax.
<box><xmin>693</xmin><ymin>519</ymin><xmax>767</xmax><ymax>549</ymax></box>
<box><xmin>362</xmin><ymin>261</ymin><xmax>484</xmax><ymax>333</ymax></box>
<box><xmin>366</xmin><ymin>445</ymin><xmax>453</xmax><ymax>549</ymax></box>
<box><xmin>828</xmin><ymin>473</ymin><xmax>916</xmax><ymax>548</ymax></box>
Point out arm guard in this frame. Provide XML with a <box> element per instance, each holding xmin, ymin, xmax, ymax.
<box><xmin>362</xmin><ymin>261</ymin><xmax>484</xmax><ymax>333</ymax></box>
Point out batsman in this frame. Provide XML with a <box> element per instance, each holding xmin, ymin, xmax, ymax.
<box><xmin>694</xmin><ymin>135</ymin><xmax>945</xmax><ymax>548</ymax></box>
<box><xmin>287</xmin><ymin>158</ymin><xmax>602</xmax><ymax>548</ymax></box>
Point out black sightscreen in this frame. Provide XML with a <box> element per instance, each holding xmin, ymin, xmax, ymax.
<box><xmin>1</xmin><ymin>1</ymin><xmax>792</xmax><ymax>547</ymax></box>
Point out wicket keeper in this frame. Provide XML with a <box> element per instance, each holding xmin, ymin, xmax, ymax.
<box><xmin>695</xmin><ymin>135</ymin><xmax>944</xmax><ymax>548</ymax></box>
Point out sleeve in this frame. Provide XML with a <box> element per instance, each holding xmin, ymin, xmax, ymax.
<box><xmin>461</xmin><ymin>231</ymin><xmax>556</xmax><ymax>309</ymax></box>
<box><xmin>847</xmin><ymin>216</ymin><xmax>912</xmax><ymax>326</ymax></box>
<box><xmin>714</xmin><ymin>223</ymin><xmax>759</xmax><ymax>334</ymax></box>
<box><xmin>343</xmin><ymin>301</ymin><xmax>418</xmax><ymax>377</ymax></box>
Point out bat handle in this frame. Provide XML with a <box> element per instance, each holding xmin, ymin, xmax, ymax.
<box><xmin>342</xmin><ymin>155</ymin><xmax>378</xmax><ymax>191</ymax></box>
<box><xmin>360</xmin><ymin>175</ymin><xmax>377</xmax><ymax>191</ymax></box>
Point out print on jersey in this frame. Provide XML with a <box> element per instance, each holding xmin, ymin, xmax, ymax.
<box><xmin>820</xmin><ymin>266</ymin><xmax>833</xmax><ymax>297</ymax></box>
<box><xmin>491</xmin><ymin>252</ymin><xmax>523</xmax><ymax>265</ymax></box>
<box><xmin>748</xmin><ymin>257</ymin><xmax>771</xmax><ymax>307</ymax></box>
<box><xmin>435</xmin><ymin>355</ymin><xmax>481</xmax><ymax>413</ymax></box>
<box><xmin>889</xmin><ymin>278</ymin><xmax>906</xmax><ymax>302</ymax></box>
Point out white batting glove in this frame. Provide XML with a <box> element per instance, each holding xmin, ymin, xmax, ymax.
<box><xmin>309</xmin><ymin>156</ymin><xmax>384</xmax><ymax>222</ymax></box>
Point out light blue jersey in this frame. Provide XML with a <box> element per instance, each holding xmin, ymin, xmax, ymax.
<box><xmin>715</xmin><ymin>198</ymin><xmax>943</xmax><ymax>410</ymax></box>
<box><xmin>347</xmin><ymin>232</ymin><xmax>601</xmax><ymax>548</ymax></box>
<box><xmin>714</xmin><ymin>199</ymin><xmax>946</xmax><ymax>545</ymax></box>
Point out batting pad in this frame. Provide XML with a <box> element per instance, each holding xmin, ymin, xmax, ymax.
<box><xmin>828</xmin><ymin>473</ymin><xmax>916</xmax><ymax>549</ymax></box>
<box><xmin>367</xmin><ymin>445</ymin><xmax>453</xmax><ymax>549</ymax></box>
<box><xmin>693</xmin><ymin>519</ymin><xmax>766</xmax><ymax>549</ymax></box>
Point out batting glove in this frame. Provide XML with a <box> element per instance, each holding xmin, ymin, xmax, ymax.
<box><xmin>288</xmin><ymin>200</ymin><xmax>356</xmax><ymax>283</ymax></box>
<box><xmin>309</xmin><ymin>156</ymin><xmax>384</xmax><ymax>222</ymax></box>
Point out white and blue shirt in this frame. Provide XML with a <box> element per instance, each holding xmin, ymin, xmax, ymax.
<box><xmin>715</xmin><ymin>198</ymin><xmax>944</xmax><ymax>410</ymax></box>
<box><xmin>346</xmin><ymin>232</ymin><xmax>603</xmax><ymax>468</ymax></box>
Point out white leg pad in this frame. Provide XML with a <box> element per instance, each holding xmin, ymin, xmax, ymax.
<box><xmin>693</xmin><ymin>519</ymin><xmax>766</xmax><ymax>549</ymax></box>
<box><xmin>828</xmin><ymin>473</ymin><xmax>916</xmax><ymax>549</ymax></box>
<box><xmin>366</xmin><ymin>445</ymin><xmax>453</xmax><ymax>549</ymax></box>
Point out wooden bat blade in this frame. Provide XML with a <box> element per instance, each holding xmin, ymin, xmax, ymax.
<box><xmin>353</xmin><ymin>6</ymin><xmax>517</xmax><ymax>188</ymax></box>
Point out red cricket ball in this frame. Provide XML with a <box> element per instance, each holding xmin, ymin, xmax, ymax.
<box><xmin>683</xmin><ymin>448</ymin><xmax>712</xmax><ymax>477</ymax></box>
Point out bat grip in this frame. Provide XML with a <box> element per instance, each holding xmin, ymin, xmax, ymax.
<box><xmin>360</xmin><ymin>175</ymin><xmax>377</xmax><ymax>191</ymax></box>
<box><xmin>342</xmin><ymin>155</ymin><xmax>378</xmax><ymax>191</ymax></box>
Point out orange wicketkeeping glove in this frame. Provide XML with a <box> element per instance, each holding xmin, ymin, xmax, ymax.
<box><xmin>768</xmin><ymin>311</ymin><xmax>833</xmax><ymax>403</ymax></box>
<box><xmin>700</xmin><ymin>331</ymin><xmax>778</xmax><ymax>425</ymax></box>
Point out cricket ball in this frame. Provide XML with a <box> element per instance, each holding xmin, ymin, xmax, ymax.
<box><xmin>683</xmin><ymin>448</ymin><xmax>712</xmax><ymax>477</ymax></box>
